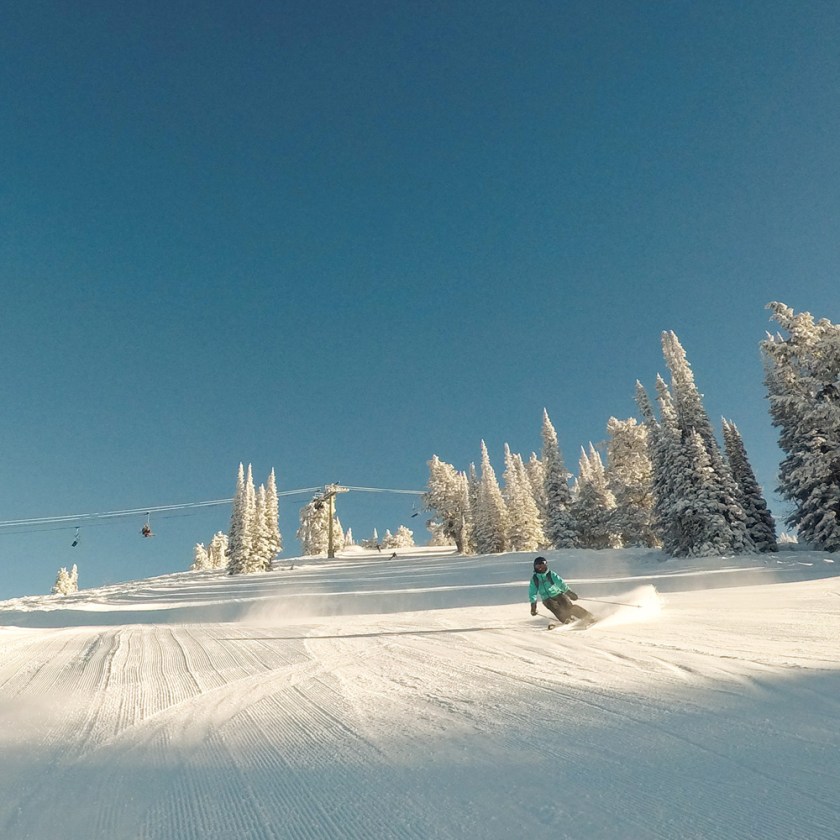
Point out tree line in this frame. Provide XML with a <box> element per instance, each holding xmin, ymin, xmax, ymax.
<box><xmin>425</xmin><ymin>303</ymin><xmax>840</xmax><ymax>558</ymax></box>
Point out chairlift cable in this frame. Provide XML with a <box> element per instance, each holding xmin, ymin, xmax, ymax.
<box><xmin>0</xmin><ymin>487</ymin><xmax>324</xmax><ymax>533</ymax></box>
<box><xmin>0</xmin><ymin>485</ymin><xmax>422</xmax><ymax>538</ymax></box>
<box><xmin>341</xmin><ymin>486</ymin><xmax>424</xmax><ymax>495</ymax></box>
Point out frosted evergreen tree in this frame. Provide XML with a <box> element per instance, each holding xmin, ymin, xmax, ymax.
<box><xmin>571</xmin><ymin>445</ymin><xmax>619</xmax><ymax>549</ymax></box>
<box><xmin>226</xmin><ymin>464</ymin><xmax>249</xmax><ymax>575</ymax></box>
<box><xmin>605</xmin><ymin>417</ymin><xmax>658</xmax><ymax>547</ymax></box>
<box><xmin>541</xmin><ymin>409</ymin><xmax>577</xmax><ymax>547</ymax></box>
<box><xmin>423</xmin><ymin>455</ymin><xmax>471</xmax><ymax>553</ymax></box>
<box><xmin>382</xmin><ymin>526</ymin><xmax>415</xmax><ymax>549</ymax></box>
<box><xmin>207</xmin><ymin>532</ymin><xmax>229</xmax><ymax>569</ymax></box>
<box><xmin>647</xmin><ymin>374</ymin><xmax>752</xmax><ymax>556</ymax></box>
<box><xmin>458</xmin><ymin>470</ymin><xmax>475</xmax><ymax>554</ymax></box>
<box><xmin>671</xmin><ymin>431</ymin><xmax>734</xmax><ymax>557</ymax></box>
<box><xmin>392</xmin><ymin>525</ymin><xmax>415</xmax><ymax>547</ymax></box>
<box><xmin>515</xmin><ymin>451</ymin><xmax>546</xmax><ymax>547</ymax></box>
<box><xmin>762</xmin><ymin>302</ymin><xmax>840</xmax><ymax>550</ymax></box>
<box><xmin>661</xmin><ymin>332</ymin><xmax>753</xmax><ymax>554</ymax></box>
<box><xmin>264</xmin><ymin>468</ymin><xmax>283</xmax><ymax>558</ymax></box>
<box><xmin>722</xmin><ymin>419</ymin><xmax>777</xmax><ymax>552</ymax></box>
<box><xmin>473</xmin><ymin>441</ymin><xmax>508</xmax><ymax>554</ymax></box>
<box><xmin>344</xmin><ymin>527</ymin><xmax>355</xmax><ymax>546</ymax></box>
<box><xmin>426</xmin><ymin>519</ymin><xmax>453</xmax><ymax>546</ymax></box>
<box><xmin>502</xmin><ymin>444</ymin><xmax>544</xmax><ymax>551</ymax></box>
<box><xmin>249</xmin><ymin>485</ymin><xmax>273</xmax><ymax>572</ymax></box>
<box><xmin>635</xmin><ymin>381</ymin><xmax>665</xmax><ymax>534</ymax></box>
<box><xmin>661</xmin><ymin>331</ymin><xmax>720</xmax><ymax>456</ymax></box>
<box><xmin>227</xmin><ymin>464</ymin><xmax>259</xmax><ymax>574</ymax></box>
<box><xmin>296</xmin><ymin>500</ymin><xmax>321</xmax><ymax>554</ymax></box>
<box><xmin>297</xmin><ymin>496</ymin><xmax>343</xmax><ymax>556</ymax></box>
<box><xmin>191</xmin><ymin>543</ymin><xmax>211</xmax><ymax>571</ymax></box>
<box><xmin>650</xmin><ymin>376</ymin><xmax>687</xmax><ymax>554</ymax></box>
<box><xmin>52</xmin><ymin>566</ymin><xmax>68</xmax><ymax>595</ymax></box>
<box><xmin>52</xmin><ymin>564</ymin><xmax>78</xmax><ymax>595</ymax></box>
<box><xmin>462</xmin><ymin>464</ymin><xmax>480</xmax><ymax>554</ymax></box>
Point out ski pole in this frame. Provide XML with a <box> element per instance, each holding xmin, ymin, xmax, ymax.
<box><xmin>579</xmin><ymin>598</ymin><xmax>643</xmax><ymax>608</ymax></box>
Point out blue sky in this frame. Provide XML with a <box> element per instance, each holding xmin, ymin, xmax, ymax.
<box><xmin>2</xmin><ymin>2</ymin><xmax>840</xmax><ymax>598</ymax></box>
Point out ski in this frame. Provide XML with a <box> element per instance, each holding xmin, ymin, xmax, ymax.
<box><xmin>547</xmin><ymin>619</ymin><xmax>597</xmax><ymax>631</ymax></box>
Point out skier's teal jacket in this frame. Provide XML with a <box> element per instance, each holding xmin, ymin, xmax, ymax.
<box><xmin>529</xmin><ymin>569</ymin><xmax>570</xmax><ymax>604</ymax></box>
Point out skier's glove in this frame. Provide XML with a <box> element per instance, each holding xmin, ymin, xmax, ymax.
<box><xmin>566</xmin><ymin>590</ymin><xmax>578</xmax><ymax>600</ymax></box>
<box><xmin>530</xmin><ymin>604</ymin><xmax>537</xmax><ymax>616</ymax></box>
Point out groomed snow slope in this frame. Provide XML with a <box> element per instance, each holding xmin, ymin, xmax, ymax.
<box><xmin>1</xmin><ymin>547</ymin><xmax>839</xmax><ymax>840</ymax></box>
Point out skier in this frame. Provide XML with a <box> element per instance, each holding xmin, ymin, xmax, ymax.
<box><xmin>529</xmin><ymin>556</ymin><xmax>595</xmax><ymax>626</ymax></box>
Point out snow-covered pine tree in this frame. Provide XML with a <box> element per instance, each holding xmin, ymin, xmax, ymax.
<box><xmin>457</xmin><ymin>470</ymin><xmax>475</xmax><ymax>554</ymax></box>
<box><xmin>249</xmin><ymin>485</ymin><xmax>273</xmax><ymax>572</ymax></box>
<box><xmin>661</xmin><ymin>332</ymin><xmax>753</xmax><ymax>555</ymax></box>
<box><xmin>502</xmin><ymin>444</ymin><xmax>544</xmax><ymax>551</ymax></box>
<box><xmin>296</xmin><ymin>500</ymin><xmax>319</xmax><ymax>555</ymax></box>
<box><xmin>426</xmin><ymin>519</ymin><xmax>453</xmax><ymax>546</ymax></box>
<box><xmin>605</xmin><ymin>417</ymin><xmax>658</xmax><ymax>548</ymax></box>
<box><xmin>52</xmin><ymin>566</ymin><xmax>69</xmax><ymax>594</ymax></box>
<box><xmin>382</xmin><ymin>526</ymin><xmax>415</xmax><ymax>549</ymax></box>
<box><xmin>392</xmin><ymin>524</ymin><xmax>415</xmax><ymax>547</ymax></box>
<box><xmin>191</xmin><ymin>543</ymin><xmax>211</xmax><ymax>571</ymax></box>
<box><xmin>722</xmin><ymin>419</ymin><xmax>777</xmax><ymax>552</ymax></box>
<box><xmin>228</xmin><ymin>463</ymin><xmax>259</xmax><ymax>574</ymax></box>
<box><xmin>541</xmin><ymin>409</ymin><xmax>577</xmax><ymax>548</ymax></box>
<box><xmin>473</xmin><ymin>441</ymin><xmax>508</xmax><ymax>554</ymax></box>
<box><xmin>265</xmin><ymin>468</ymin><xmax>283</xmax><ymax>558</ymax></box>
<box><xmin>344</xmin><ymin>527</ymin><xmax>355</xmax><ymax>546</ymax></box>
<box><xmin>762</xmin><ymin>302</ymin><xmax>840</xmax><ymax>550</ymax></box>
<box><xmin>571</xmin><ymin>444</ymin><xmax>619</xmax><ymax>548</ymax></box>
<box><xmin>650</xmin><ymin>376</ymin><xmax>687</xmax><ymax>554</ymax></box>
<box><xmin>671</xmin><ymin>430</ymin><xmax>735</xmax><ymax>557</ymax></box>
<box><xmin>296</xmin><ymin>496</ymin><xmax>343</xmax><ymax>556</ymax></box>
<box><xmin>207</xmin><ymin>532</ymin><xmax>229</xmax><ymax>569</ymax></box>
<box><xmin>464</xmin><ymin>462</ymin><xmax>480</xmax><ymax>553</ymax></box>
<box><xmin>635</xmin><ymin>380</ymin><xmax>670</xmax><ymax>550</ymax></box>
<box><xmin>515</xmin><ymin>452</ymin><xmax>546</xmax><ymax>548</ymax></box>
<box><xmin>423</xmin><ymin>455</ymin><xmax>471</xmax><ymax>553</ymax></box>
<box><xmin>226</xmin><ymin>464</ymin><xmax>248</xmax><ymax>575</ymax></box>
<box><xmin>52</xmin><ymin>564</ymin><xmax>78</xmax><ymax>595</ymax></box>
<box><xmin>661</xmin><ymin>331</ymin><xmax>719</xmax><ymax>456</ymax></box>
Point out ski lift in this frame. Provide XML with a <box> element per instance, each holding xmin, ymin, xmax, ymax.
<box><xmin>410</xmin><ymin>501</ymin><xmax>420</xmax><ymax>518</ymax></box>
<box><xmin>71</xmin><ymin>527</ymin><xmax>80</xmax><ymax>547</ymax></box>
<box><xmin>141</xmin><ymin>513</ymin><xmax>154</xmax><ymax>538</ymax></box>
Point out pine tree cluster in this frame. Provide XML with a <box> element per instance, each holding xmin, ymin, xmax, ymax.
<box><xmin>636</xmin><ymin>332</ymin><xmax>775</xmax><ymax>557</ymax></box>
<box><xmin>224</xmin><ymin>464</ymin><xmax>283</xmax><ymax>575</ymax></box>
<box><xmin>52</xmin><ymin>564</ymin><xmax>79</xmax><ymax>595</ymax></box>
<box><xmin>762</xmin><ymin>302</ymin><xmax>840</xmax><ymax>550</ymax></box>
<box><xmin>423</xmin><ymin>409</ymin><xmax>658</xmax><ymax>555</ymax></box>
<box><xmin>425</xmin><ymin>330</ymin><xmax>779</xmax><ymax>560</ymax></box>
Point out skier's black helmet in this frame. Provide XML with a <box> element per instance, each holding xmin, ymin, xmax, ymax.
<box><xmin>533</xmin><ymin>556</ymin><xmax>547</xmax><ymax>570</ymax></box>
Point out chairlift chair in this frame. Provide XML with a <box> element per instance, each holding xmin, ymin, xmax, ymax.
<box><xmin>141</xmin><ymin>513</ymin><xmax>154</xmax><ymax>538</ymax></box>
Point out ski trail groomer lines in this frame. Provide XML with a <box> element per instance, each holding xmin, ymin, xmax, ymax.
<box><xmin>528</xmin><ymin>556</ymin><xmax>595</xmax><ymax>626</ymax></box>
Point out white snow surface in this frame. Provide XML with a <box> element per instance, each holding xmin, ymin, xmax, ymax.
<box><xmin>1</xmin><ymin>546</ymin><xmax>839</xmax><ymax>840</ymax></box>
